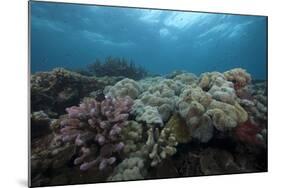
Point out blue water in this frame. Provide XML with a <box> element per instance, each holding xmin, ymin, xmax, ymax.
<box><xmin>30</xmin><ymin>1</ymin><xmax>267</xmax><ymax>80</ymax></box>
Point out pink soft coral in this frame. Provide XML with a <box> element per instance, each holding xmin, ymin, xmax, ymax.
<box><xmin>234</xmin><ymin>119</ymin><xmax>262</xmax><ymax>145</ymax></box>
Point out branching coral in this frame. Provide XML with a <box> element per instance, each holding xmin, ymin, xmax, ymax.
<box><xmin>145</xmin><ymin>127</ymin><xmax>178</xmax><ymax>167</ymax></box>
<box><xmin>57</xmin><ymin>96</ymin><xmax>133</xmax><ymax>171</ymax></box>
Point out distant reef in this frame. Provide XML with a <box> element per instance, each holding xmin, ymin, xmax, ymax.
<box><xmin>30</xmin><ymin>67</ymin><xmax>267</xmax><ymax>187</ymax></box>
<box><xmin>74</xmin><ymin>56</ymin><xmax>148</xmax><ymax>80</ymax></box>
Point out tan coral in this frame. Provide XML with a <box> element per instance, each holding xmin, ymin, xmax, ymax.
<box><xmin>121</xmin><ymin>121</ymin><xmax>143</xmax><ymax>155</ymax></box>
<box><xmin>177</xmin><ymin>85</ymin><xmax>214</xmax><ymax>143</ymax></box>
<box><xmin>165</xmin><ymin>114</ymin><xmax>192</xmax><ymax>144</ymax></box>
<box><xmin>223</xmin><ymin>68</ymin><xmax>251</xmax><ymax>89</ymax></box>
<box><xmin>145</xmin><ymin>127</ymin><xmax>178</xmax><ymax>167</ymax></box>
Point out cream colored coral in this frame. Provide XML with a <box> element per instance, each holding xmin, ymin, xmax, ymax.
<box><xmin>145</xmin><ymin>127</ymin><xmax>178</xmax><ymax>167</ymax></box>
<box><xmin>223</xmin><ymin>68</ymin><xmax>251</xmax><ymax>88</ymax></box>
<box><xmin>121</xmin><ymin>121</ymin><xmax>143</xmax><ymax>155</ymax></box>
<box><xmin>199</xmin><ymin>72</ymin><xmax>237</xmax><ymax>105</ymax></box>
<box><xmin>133</xmin><ymin>101</ymin><xmax>163</xmax><ymax>126</ymax></box>
<box><xmin>108</xmin><ymin>157</ymin><xmax>146</xmax><ymax>181</ymax></box>
<box><xmin>105</xmin><ymin>78</ymin><xmax>141</xmax><ymax>99</ymax></box>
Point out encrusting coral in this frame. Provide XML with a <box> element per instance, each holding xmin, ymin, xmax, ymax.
<box><xmin>56</xmin><ymin>95</ymin><xmax>134</xmax><ymax>171</ymax></box>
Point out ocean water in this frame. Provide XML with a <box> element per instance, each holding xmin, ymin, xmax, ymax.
<box><xmin>30</xmin><ymin>1</ymin><xmax>267</xmax><ymax>79</ymax></box>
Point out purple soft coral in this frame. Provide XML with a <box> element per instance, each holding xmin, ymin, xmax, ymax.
<box><xmin>58</xmin><ymin>95</ymin><xmax>133</xmax><ymax>171</ymax></box>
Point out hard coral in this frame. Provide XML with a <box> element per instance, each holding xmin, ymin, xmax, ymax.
<box><xmin>145</xmin><ymin>127</ymin><xmax>178</xmax><ymax>167</ymax></box>
<box><xmin>57</xmin><ymin>95</ymin><xmax>133</xmax><ymax>171</ymax></box>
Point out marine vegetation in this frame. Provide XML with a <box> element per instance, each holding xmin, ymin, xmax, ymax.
<box><xmin>30</xmin><ymin>68</ymin><xmax>267</xmax><ymax>186</ymax></box>
<box><xmin>85</xmin><ymin>57</ymin><xmax>148</xmax><ymax>80</ymax></box>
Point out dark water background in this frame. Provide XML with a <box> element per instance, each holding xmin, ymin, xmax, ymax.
<box><xmin>30</xmin><ymin>1</ymin><xmax>267</xmax><ymax>80</ymax></box>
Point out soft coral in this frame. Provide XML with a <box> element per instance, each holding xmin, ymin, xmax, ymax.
<box><xmin>234</xmin><ymin>120</ymin><xmax>262</xmax><ymax>145</ymax></box>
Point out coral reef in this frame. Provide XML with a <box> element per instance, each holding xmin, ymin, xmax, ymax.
<box><xmin>31</xmin><ymin>68</ymin><xmax>120</xmax><ymax>117</ymax></box>
<box><xmin>120</xmin><ymin>121</ymin><xmax>143</xmax><ymax>155</ymax></box>
<box><xmin>137</xmin><ymin>79</ymin><xmax>179</xmax><ymax>122</ymax></box>
<box><xmin>105</xmin><ymin>78</ymin><xmax>142</xmax><ymax>99</ymax></box>
<box><xmin>199</xmin><ymin>148</ymin><xmax>240</xmax><ymax>175</ymax></box>
<box><xmin>86</xmin><ymin>57</ymin><xmax>148</xmax><ymax>80</ymax></box>
<box><xmin>31</xmin><ymin>111</ymin><xmax>51</xmax><ymax>139</ymax></box>
<box><xmin>30</xmin><ymin>68</ymin><xmax>267</xmax><ymax>186</ymax></box>
<box><xmin>165</xmin><ymin>114</ymin><xmax>191</xmax><ymax>144</ymax></box>
<box><xmin>56</xmin><ymin>95</ymin><xmax>133</xmax><ymax>171</ymax></box>
<box><xmin>108</xmin><ymin>157</ymin><xmax>146</xmax><ymax>181</ymax></box>
<box><xmin>177</xmin><ymin>85</ymin><xmax>214</xmax><ymax>143</ymax></box>
<box><xmin>133</xmin><ymin>101</ymin><xmax>163</xmax><ymax>126</ymax></box>
<box><xmin>145</xmin><ymin>127</ymin><xmax>178</xmax><ymax>167</ymax></box>
<box><xmin>223</xmin><ymin>68</ymin><xmax>251</xmax><ymax>90</ymax></box>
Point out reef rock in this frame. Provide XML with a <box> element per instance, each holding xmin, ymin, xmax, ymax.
<box><xmin>31</xmin><ymin>111</ymin><xmax>52</xmax><ymax>139</ymax></box>
<box><xmin>31</xmin><ymin>68</ymin><xmax>119</xmax><ymax>117</ymax></box>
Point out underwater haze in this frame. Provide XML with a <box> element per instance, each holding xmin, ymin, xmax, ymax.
<box><xmin>30</xmin><ymin>1</ymin><xmax>267</xmax><ymax>79</ymax></box>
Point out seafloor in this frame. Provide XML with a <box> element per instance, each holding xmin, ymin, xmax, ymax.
<box><xmin>30</xmin><ymin>68</ymin><xmax>267</xmax><ymax>187</ymax></box>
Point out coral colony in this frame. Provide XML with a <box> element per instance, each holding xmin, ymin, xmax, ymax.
<box><xmin>31</xmin><ymin>67</ymin><xmax>267</xmax><ymax>186</ymax></box>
